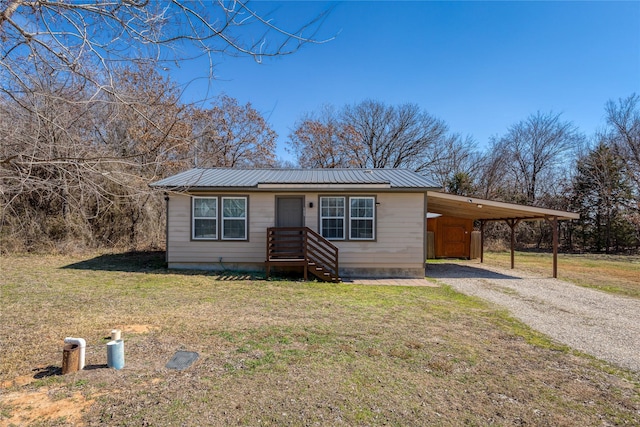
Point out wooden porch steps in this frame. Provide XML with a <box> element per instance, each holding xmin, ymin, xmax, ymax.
<box><xmin>265</xmin><ymin>227</ymin><xmax>340</xmax><ymax>283</ymax></box>
<box><xmin>308</xmin><ymin>262</ymin><xmax>341</xmax><ymax>283</ymax></box>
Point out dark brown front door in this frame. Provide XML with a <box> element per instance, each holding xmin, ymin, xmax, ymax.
<box><xmin>274</xmin><ymin>197</ymin><xmax>305</xmax><ymax>259</ymax></box>
<box><xmin>276</xmin><ymin>196</ymin><xmax>304</xmax><ymax>227</ymax></box>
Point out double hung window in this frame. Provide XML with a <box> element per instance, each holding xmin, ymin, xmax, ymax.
<box><xmin>192</xmin><ymin>196</ymin><xmax>247</xmax><ymax>240</ymax></box>
<box><xmin>222</xmin><ymin>197</ymin><xmax>247</xmax><ymax>240</ymax></box>
<box><xmin>192</xmin><ymin>197</ymin><xmax>217</xmax><ymax>239</ymax></box>
<box><xmin>349</xmin><ymin>197</ymin><xmax>375</xmax><ymax>240</ymax></box>
<box><xmin>320</xmin><ymin>197</ymin><xmax>345</xmax><ymax>239</ymax></box>
<box><xmin>319</xmin><ymin>196</ymin><xmax>375</xmax><ymax>240</ymax></box>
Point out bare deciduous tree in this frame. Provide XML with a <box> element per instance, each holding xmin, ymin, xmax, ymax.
<box><xmin>475</xmin><ymin>137</ymin><xmax>511</xmax><ymax>199</ymax></box>
<box><xmin>0</xmin><ymin>1</ymin><xmax>328</xmax><ymax>251</ymax></box>
<box><xmin>341</xmin><ymin>100</ymin><xmax>449</xmax><ymax>171</ymax></box>
<box><xmin>605</xmin><ymin>94</ymin><xmax>640</xmax><ymax>192</ymax></box>
<box><xmin>0</xmin><ymin>71</ymin><xmax>116</xmax><ymax>249</ymax></box>
<box><xmin>0</xmin><ymin>65</ymin><xmax>279</xmax><ymax>251</ymax></box>
<box><xmin>98</xmin><ymin>64</ymin><xmax>193</xmax><ymax>178</ymax></box>
<box><xmin>288</xmin><ymin>99</ymin><xmax>470</xmax><ymax>184</ymax></box>
<box><xmin>602</xmin><ymin>94</ymin><xmax>640</xmax><ymax>246</ymax></box>
<box><xmin>288</xmin><ymin>106</ymin><xmax>359</xmax><ymax>168</ymax></box>
<box><xmin>1</xmin><ymin>1</ymin><xmax>331</xmax><ymax>97</ymax></box>
<box><xmin>492</xmin><ymin>111</ymin><xmax>582</xmax><ymax>205</ymax></box>
<box><xmin>0</xmin><ymin>0</ymin><xmax>327</xmax><ymax>178</ymax></box>
<box><xmin>193</xmin><ymin>95</ymin><xmax>277</xmax><ymax>168</ymax></box>
<box><xmin>421</xmin><ymin>134</ymin><xmax>480</xmax><ymax>191</ymax></box>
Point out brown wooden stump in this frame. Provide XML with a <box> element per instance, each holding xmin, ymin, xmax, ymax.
<box><xmin>62</xmin><ymin>343</ymin><xmax>79</xmax><ymax>374</ymax></box>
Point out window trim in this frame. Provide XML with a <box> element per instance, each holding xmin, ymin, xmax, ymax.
<box><xmin>319</xmin><ymin>196</ymin><xmax>346</xmax><ymax>241</ymax></box>
<box><xmin>349</xmin><ymin>196</ymin><xmax>376</xmax><ymax>240</ymax></box>
<box><xmin>190</xmin><ymin>195</ymin><xmax>249</xmax><ymax>241</ymax></box>
<box><xmin>221</xmin><ymin>196</ymin><xmax>248</xmax><ymax>240</ymax></box>
<box><xmin>192</xmin><ymin>196</ymin><xmax>218</xmax><ymax>240</ymax></box>
<box><xmin>318</xmin><ymin>195</ymin><xmax>377</xmax><ymax>241</ymax></box>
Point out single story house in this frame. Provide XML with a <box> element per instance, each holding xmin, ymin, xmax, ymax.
<box><xmin>150</xmin><ymin>168</ymin><xmax>579</xmax><ymax>280</ymax></box>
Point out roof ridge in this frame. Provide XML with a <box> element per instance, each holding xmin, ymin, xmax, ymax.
<box><xmin>191</xmin><ymin>167</ymin><xmax>414</xmax><ymax>171</ymax></box>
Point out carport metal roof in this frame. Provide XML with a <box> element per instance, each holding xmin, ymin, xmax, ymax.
<box><xmin>426</xmin><ymin>191</ymin><xmax>580</xmax><ymax>221</ymax></box>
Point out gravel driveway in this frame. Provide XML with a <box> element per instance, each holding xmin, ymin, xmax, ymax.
<box><xmin>426</xmin><ymin>261</ymin><xmax>640</xmax><ymax>372</ymax></box>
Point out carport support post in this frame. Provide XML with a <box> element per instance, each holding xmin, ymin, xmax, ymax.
<box><xmin>480</xmin><ymin>220</ymin><xmax>485</xmax><ymax>263</ymax></box>
<box><xmin>505</xmin><ymin>219</ymin><xmax>520</xmax><ymax>270</ymax></box>
<box><xmin>545</xmin><ymin>216</ymin><xmax>559</xmax><ymax>278</ymax></box>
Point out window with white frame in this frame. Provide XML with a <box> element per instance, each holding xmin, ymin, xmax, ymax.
<box><xmin>320</xmin><ymin>196</ymin><xmax>345</xmax><ymax>240</ymax></box>
<box><xmin>349</xmin><ymin>197</ymin><xmax>375</xmax><ymax>240</ymax></box>
<box><xmin>192</xmin><ymin>197</ymin><xmax>217</xmax><ymax>240</ymax></box>
<box><xmin>222</xmin><ymin>197</ymin><xmax>247</xmax><ymax>240</ymax></box>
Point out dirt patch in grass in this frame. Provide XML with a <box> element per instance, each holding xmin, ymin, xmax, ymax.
<box><xmin>121</xmin><ymin>324</ymin><xmax>157</xmax><ymax>334</ymax></box>
<box><xmin>1</xmin><ymin>375</ymin><xmax>35</xmax><ymax>389</ymax></box>
<box><xmin>0</xmin><ymin>389</ymin><xmax>93</xmax><ymax>426</ymax></box>
<box><xmin>1</xmin><ymin>252</ymin><xmax>639</xmax><ymax>426</ymax></box>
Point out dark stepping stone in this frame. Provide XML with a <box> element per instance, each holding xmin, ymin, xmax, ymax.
<box><xmin>166</xmin><ymin>351</ymin><xmax>199</xmax><ymax>370</ymax></box>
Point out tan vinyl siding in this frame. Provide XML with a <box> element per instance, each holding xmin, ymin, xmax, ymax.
<box><xmin>167</xmin><ymin>192</ymin><xmax>426</xmax><ymax>273</ymax></box>
<box><xmin>335</xmin><ymin>193</ymin><xmax>424</xmax><ymax>268</ymax></box>
<box><xmin>167</xmin><ymin>193</ymin><xmax>274</xmax><ymax>264</ymax></box>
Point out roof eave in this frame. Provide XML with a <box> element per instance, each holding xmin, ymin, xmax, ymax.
<box><xmin>151</xmin><ymin>184</ymin><xmax>438</xmax><ymax>192</ymax></box>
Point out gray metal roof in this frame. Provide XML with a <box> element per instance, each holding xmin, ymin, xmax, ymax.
<box><xmin>150</xmin><ymin>168</ymin><xmax>439</xmax><ymax>190</ymax></box>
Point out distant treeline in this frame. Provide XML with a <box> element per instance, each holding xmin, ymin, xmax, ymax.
<box><xmin>0</xmin><ymin>66</ymin><xmax>638</xmax><ymax>253</ymax></box>
<box><xmin>1</xmin><ymin>1</ymin><xmax>637</xmax><ymax>255</ymax></box>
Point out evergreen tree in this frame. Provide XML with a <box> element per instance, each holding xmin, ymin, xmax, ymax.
<box><xmin>572</xmin><ymin>142</ymin><xmax>633</xmax><ymax>252</ymax></box>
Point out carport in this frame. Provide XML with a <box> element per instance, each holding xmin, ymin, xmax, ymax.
<box><xmin>426</xmin><ymin>191</ymin><xmax>580</xmax><ymax>278</ymax></box>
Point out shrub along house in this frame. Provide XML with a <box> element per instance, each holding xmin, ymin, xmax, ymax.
<box><xmin>150</xmin><ymin>168</ymin><xmax>579</xmax><ymax>280</ymax></box>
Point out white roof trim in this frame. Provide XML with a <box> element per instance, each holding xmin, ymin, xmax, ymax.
<box><xmin>257</xmin><ymin>183</ymin><xmax>392</xmax><ymax>189</ymax></box>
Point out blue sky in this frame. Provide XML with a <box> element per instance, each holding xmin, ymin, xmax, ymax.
<box><xmin>177</xmin><ymin>1</ymin><xmax>640</xmax><ymax>162</ymax></box>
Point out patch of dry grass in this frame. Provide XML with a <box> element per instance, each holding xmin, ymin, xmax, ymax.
<box><xmin>484</xmin><ymin>251</ymin><xmax>640</xmax><ymax>298</ymax></box>
<box><xmin>1</xmin><ymin>252</ymin><xmax>639</xmax><ymax>426</ymax></box>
